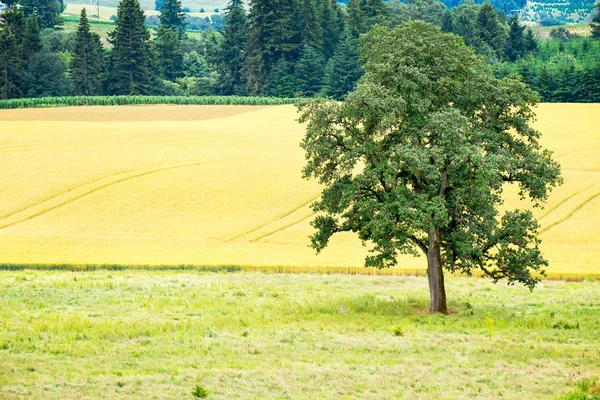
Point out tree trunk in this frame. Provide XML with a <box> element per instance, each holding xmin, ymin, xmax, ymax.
<box><xmin>427</xmin><ymin>228</ymin><xmax>448</xmax><ymax>314</ymax></box>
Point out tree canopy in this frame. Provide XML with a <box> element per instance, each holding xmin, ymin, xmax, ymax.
<box><xmin>299</xmin><ymin>21</ymin><xmax>562</xmax><ymax>313</ymax></box>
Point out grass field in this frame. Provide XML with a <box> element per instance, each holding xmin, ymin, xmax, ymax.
<box><xmin>0</xmin><ymin>103</ymin><xmax>599</xmax><ymax>276</ymax></box>
<box><xmin>0</xmin><ymin>271</ymin><xmax>599</xmax><ymax>399</ymax></box>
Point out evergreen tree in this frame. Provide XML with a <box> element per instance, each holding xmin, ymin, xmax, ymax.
<box><xmin>441</xmin><ymin>10</ymin><xmax>453</xmax><ymax>32</ymax></box>
<box><xmin>22</xmin><ymin>13</ymin><xmax>42</xmax><ymax>66</ymax></box>
<box><xmin>245</xmin><ymin>0</ymin><xmax>301</xmax><ymax>94</ymax></box>
<box><xmin>71</xmin><ymin>8</ymin><xmax>104</xmax><ymax>95</ymax></box>
<box><xmin>364</xmin><ymin>0</ymin><xmax>388</xmax><ymax>28</ymax></box>
<box><xmin>536</xmin><ymin>66</ymin><xmax>556</xmax><ymax>102</ymax></box>
<box><xmin>450</xmin><ymin>1</ymin><xmax>480</xmax><ymax>48</ymax></box>
<box><xmin>323</xmin><ymin>30</ymin><xmax>362</xmax><ymax>99</ymax></box>
<box><xmin>154</xmin><ymin>25</ymin><xmax>183</xmax><ymax>81</ymax></box>
<box><xmin>263</xmin><ymin>56</ymin><xmax>297</xmax><ymax>97</ymax></box>
<box><xmin>476</xmin><ymin>0</ymin><xmax>506</xmax><ymax>58</ymax></box>
<box><xmin>159</xmin><ymin>0</ymin><xmax>186</xmax><ymax>39</ymax></box>
<box><xmin>295</xmin><ymin>44</ymin><xmax>326</xmax><ymax>96</ymax></box>
<box><xmin>591</xmin><ymin>3</ymin><xmax>600</xmax><ymax>39</ymax></box>
<box><xmin>347</xmin><ymin>0</ymin><xmax>366</xmax><ymax>37</ymax></box>
<box><xmin>299</xmin><ymin>0</ymin><xmax>321</xmax><ymax>49</ymax></box>
<box><xmin>107</xmin><ymin>0</ymin><xmax>155</xmax><ymax>95</ymax></box>
<box><xmin>0</xmin><ymin>25</ymin><xmax>22</xmax><ymax>99</ymax></box>
<box><xmin>505</xmin><ymin>14</ymin><xmax>524</xmax><ymax>61</ymax></box>
<box><xmin>217</xmin><ymin>0</ymin><xmax>248</xmax><ymax>95</ymax></box>
<box><xmin>1</xmin><ymin>6</ymin><xmax>26</xmax><ymax>45</ymax></box>
<box><xmin>523</xmin><ymin>27</ymin><xmax>537</xmax><ymax>53</ymax></box>
<box><xmin>19</xmin><ymin>0</ymin><xmax>63</xmax><ymax>29</ymax></box>
<box><xmin>317</xmin><ymin>0</ymin><xmax>342</xmax><ymax>60</ymax></box>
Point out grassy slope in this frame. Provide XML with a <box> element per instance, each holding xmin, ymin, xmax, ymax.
<box><xmin>0</xmin><ymin>271</ymin><xmax>599</xmax><ymax>399</ymax></box>
<box><xmin>0</xmin><ymin>104</ymin><xmax>599</xmax><ymax>274</ymax></box>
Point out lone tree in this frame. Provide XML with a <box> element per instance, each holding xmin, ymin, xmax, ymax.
<box><xmin>299</xmin><ymin>21</ymin><xmax>562</xmax><ymax>314</ymax></box>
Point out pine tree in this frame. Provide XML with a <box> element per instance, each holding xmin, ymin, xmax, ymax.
<box><xmin>295</xmin><ymin>44</ymin><xmax>326</xmax><ymax>96</ymax></box>
<box><xmin>107</xmin><ymin>0</ymin><xmax>155</xmax><ymax>95</ymax></box>
<box><xmin>263</xmin><ymin>56</ymin><xmax>297</xmax><ymax>97</ymax></box>
<box><xmin>323</xmin><ymin>29</ymin><xmax>362</xmax><ymax>99</ymax></box>
<box><xmin>299</xmin><ymin>0</ymin><xmax>321</xmax><ymax>49</ymax></box>
<box><xmin>217</xmin><ymin>0</ymin><xmax>248</xmax><ymax>95</ymax></box>
<box><xmin>154</xmin><ymin>25</ymin><xmax>183</xmax><ymax>81</ymax></box>
<box><xmin>536</xmin><ymin>66</ymin><xmax>556</xmax><ymax>102</ymax></box>
<box><xmin>0</xmin><ymin>25</ymin><xmax>22</xmax><ymax>99</ymax></box>
<box><xmin>245</xmin><ymin>0</ymin><xmax>301</xmax><ymax>94</ymax></box>
<box><xmin>347</xmin><ymin>0</ymin><xmax>366</xmax><ymax>37</ymax></box>
<box><xmin>317</xmin><ymin>0</ymin><xmax>342</xmax><ymax>60</ymax></box>
<box><xmin>505</xmin><ymin>14</ymin><xmax>524</xmax><ymax>61</ymax></box>
<box><xmin>19</xmin><ymin>0</ymin><xmax>63</xmax><ymax>29</ymax></box>
<box><xmin>71</xmin><ymin>8</ymin><xmax>104</xmax><ymax>95</ymax></box>
<box><xmin>1</xmin><ymin>6</ymin><xmax>26</xmax><ymax>45</ymax></box>
<box><xmin>441</xmin><ymin>10</ymin><xmax>453</xmax><ymax>33</ymax></box>
<box><xmin>22</xmin><ymin>13</ymin><xmax>42</xmax><ymax>66</ymax></box>
<box><xmin>590</xmin><ymin>3</ymin><xmax>600</xmax><ymax>39</ymax></box>
<box><xmin>364</xmin><ymin>0</ymin><xmax>388</xmax><ymax>28</ymax></box>
<box><xmin>159</xmin><ymin>0</ymin><xmax>186</xmax><ymax>39</ymax></box>
<box><xmin>476</xmin><ymin>0</ymin><xmax>506</xmax><ymax>58</ymax></box>
<box><xmin>523</xmin><ymin>27</ymin><xmax>537</xmax><ymax>53</ymax></box>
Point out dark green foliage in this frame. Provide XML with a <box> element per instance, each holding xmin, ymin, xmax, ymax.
<box><xmin>476</xmin><ymin>0</ymin><xmax>506</xmax><ymax>58</ymax></box>
<box><xmin>71</xmin><ymin>8</ymin><xmax>104</xmax><ymax>96</ymax></box>
<box><xmin>154</xmin><ymin>25</ymin><xmax>183</xmax><ymax>81</ymax></box>
<box><xmin>21</xmin><ymin>13</ymin><xmax>42</xmax><ymax>66</ymax></box>
<box><xmin>217</xmin><ymin>0</ymin><xmax>248</xmax><ymax>95</ymax></box>
<box><xmin>263</xmin><ymin>56</ymin><xmax>297</xmax><ymax>97</ymax></box>
<box><xmin>1</xmin><ymin>6</ymin><xmax>26</xmax><ymax>45</ymax></box>
<box><xmin>523</xmin><ymin>28</ymin><xmax>537</xmax><ymax>53</ymax></box>
<box><xmin>245</xmin><ymin>0</ymin><xmax>301</xmax><ymax>94</ymax></box>
<box><xmin>22</xmin><ymin>47</ymin><xmax>71</xmax><ymax>97</ymax></box>
<box><xmin>505</xmin><ymin>15</ymin><xmax>524</xmax><ymax>61</ymax></box>
<box><xmin>323</xmin><ymin>30</ymin><xmax>362</xmax><ymax>99</ymax></box>
<box><xmin>592</xmin><ymin>3</ymin><xmax>600</xmax><ymax>39</ymax></box>
<box><xmin>295</xmin><ymin>45</ymin><xmax>326</xmax><ymax>97</ymax></box>
<box><xmin>0</xmin><ymin>25</ymin><xmax>22</xmax><ymax>99</ymax></box>
<box><xmin>317</xmin><ymin>0</ymin><xmax>342</xmax><ymax>60</ymax></box>
<box><xmin>299</xmin><ymin>0</ymin><xmax>322</xmax><ymax>49</ymax></box>
<box><xmin>107</xmin><ymin>0</ymin><xmax>155</xmax><ymax>95</ymax></box>
<box><xmin>300</xmin><ymin>22</ymin><xmax>562</xmax><ymax>312</ymax></box>
<box><xmin>346</xmin><ymin>0</ymin><xmax>366</xmax><ymax>37</ymax></box>
<box><xmin>18</xmin><ymin>0</ymin><xmax>62</xmax><ymax>29</ymax></box>
<box><xmin>159</xmin><ymin>0</ymin><xmax>186</xmax><ymax>38</ymax></box>
<box><xmin>441</xmin><ymin>10</ymin><xmax>453</xmax><ymax>32</ymax></box>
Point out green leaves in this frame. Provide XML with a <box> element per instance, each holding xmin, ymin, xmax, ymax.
<box><xmin>300</xmin><ymin>21</ymin><xmax>562</xmax><ymax>290</ymax></box>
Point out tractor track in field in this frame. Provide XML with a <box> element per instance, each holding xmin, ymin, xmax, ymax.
<box><xmin>0</xmin><ymin>160</ymin><xmax>226</xmax><ymax>231</ymax></box>
<box><xmin>227</xmin><ymin>196</ymin><xmax>319</xmax><ymax>242</ymax></box>
<box><xmin>537</xmin><ymin>182</ymin><xmax>600</xmax><ymax>220</ymax></box>
<box><xmin>540</xmin><ymin>189</ymin><xmax>600</xmax><ymax>234</ymax></box>
<box><xmin>250</xmin><ymin>213</ymin><xmax>315</xmax><ymax>242</ymax></box>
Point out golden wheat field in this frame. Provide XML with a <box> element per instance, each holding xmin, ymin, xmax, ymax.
<box><xmin>0</xmin><ymin>103</ymin><xmax>598</xmax><ymax>274</ymax></box>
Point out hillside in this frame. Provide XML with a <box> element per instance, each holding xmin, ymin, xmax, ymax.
<box><xmin>0</xmin><ymin>104</ymin><xmax>598</xmax><ymax>275</ymax></box>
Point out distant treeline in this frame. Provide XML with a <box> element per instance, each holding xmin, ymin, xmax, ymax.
<box><xmin>1</xmin><ymin>0</ymin><xmax>599</xmax><ymax>102</ymax></box>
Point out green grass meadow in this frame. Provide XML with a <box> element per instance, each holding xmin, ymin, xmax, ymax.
<box><xmin>1</xmin><ymin>271</ymin><xmax>599</xmax><ymax>399</ymax></box>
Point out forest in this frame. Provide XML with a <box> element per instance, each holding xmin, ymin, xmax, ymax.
<box><xmin>1</xmin><ymin>0</ymin><xmax>600</xmax><ymax>102</ymax></box>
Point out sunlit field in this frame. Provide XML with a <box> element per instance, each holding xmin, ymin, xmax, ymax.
<box><xmin>0</xmin><ymin>103</ymin><xmax>599</xmax><ymax>276</ymax></box>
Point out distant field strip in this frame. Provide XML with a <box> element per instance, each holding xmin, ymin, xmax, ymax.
<box><xmin>0</xmin><ymin>103</ymin><xmax>599</xmax><ymax>274</ymax></box>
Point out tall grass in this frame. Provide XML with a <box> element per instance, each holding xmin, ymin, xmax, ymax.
<box><xmin>0</xmin><ymin>96</ymin><xmax>303</xmax><ymax>109</ymax></box>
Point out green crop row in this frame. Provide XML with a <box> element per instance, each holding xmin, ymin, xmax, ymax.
<box><xmin>0</xmin><ymin>95</ymin><xmax>304</xmax><ymax>109</ymax></box>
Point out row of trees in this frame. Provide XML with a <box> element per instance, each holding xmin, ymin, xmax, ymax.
<box><xmin>1</xmin><ymin>0</ymin><xmax>600</xmax><ymax>101</ymax></box>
